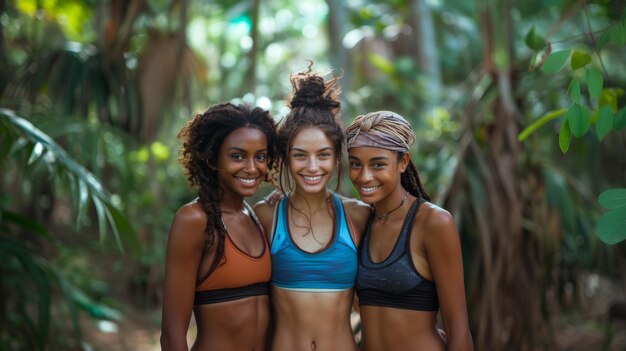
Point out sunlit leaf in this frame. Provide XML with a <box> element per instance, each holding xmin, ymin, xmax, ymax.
<box><xmin>559</xmin><ymin>119</ymin><xmax>572</xmax><ymax>154</ymax></box>
<box><xmin>566</xmin><ymin>104</ymin><xmax>591</xmax><ymax>137</ymax></box>
<box><xmin>518</xmin><ymin>108</ymin><xmax>567</xmax><ymax>141</ymax></box>
<box><xmin>595</xmin><ymin>106</ymin><xmax>614</xmax><ymax>141</ymax></box>
<box><xmin>570</xmin><ymin>51</ymin><xmax>591</xmax><ymax>70</ymax></box>
<box><xmin>367</xmin><ymin>53</ymin><xmax>394</xmax><ymax>75</ymax></box>
<box><xmin>585</xmin><ymin>67</ymin><xmax>603</xmax><ymax>98</ymax></box>
<box><xmin>541</xmin><ymin>50</ymin><xmax>570</xmax><ymax>74</ymax></box>
<box><xmin>597</xmin><ymin>205</ymin><xmax>626</xmax><ymax>244</ymax></box>
<box><xmin>599</xmin><ymin>188</ymin><xmax>626</xmax><ymax>209</ymax></box>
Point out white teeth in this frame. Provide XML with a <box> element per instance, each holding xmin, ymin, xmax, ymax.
<box><xmin>236</xmin><ymin>177</ymin><xmax>257</xmax><ymax>184</ymax></box>
<box><xmin>361</xmin><ymin>185</ymin><xmax>380</xmax><ymax>193</ymax></box>
<box><xmin>302</xmin><ymin>175</ymin><xmax>323</xmax><ymax>181</ymax></box>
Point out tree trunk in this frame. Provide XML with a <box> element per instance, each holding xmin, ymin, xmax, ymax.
<box><xmin>326</xmin><ymin>0</ymin><xmax>352</xmax><ymax>120</ymax></box>
<box><xmin>407</xmin><ymin>0</ymin><xmax>441</xmax><ymax>107</ymax></box>
<box><xmin>468</xmin><ymin>1</ymin><xmax>542</xmax><ymax>349</ymax></box>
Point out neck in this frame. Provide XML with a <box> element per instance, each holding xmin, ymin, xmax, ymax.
<box><xmin>374</xmin><ymin>189</ymin><xmax>409</xmax><ymax>220</ymax></box>
<box><xmin>220</xmin><ymin>195</ymin><xmax>245</xmax><ymax>214</ymax></box>
<box><xmin>290</xmin><ymin>188</ymin><xmax>331</xmax><ymax>213</ymax></box>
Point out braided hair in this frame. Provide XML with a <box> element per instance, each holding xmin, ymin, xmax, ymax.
<box><xmin>178</xmin><ymin>102</ymin><xmax>277</xmax><ymax>273</ymax></box>
<box><xmin>276</xmin><ymin>61</ymin><xmax>344</xmax><ymax>193</ymax></box>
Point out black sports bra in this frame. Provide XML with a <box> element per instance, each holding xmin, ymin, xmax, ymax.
<box><xmin>356</xmin><ymin>198</ymin><xmax>439</xmax><ymax>311</ymax></box>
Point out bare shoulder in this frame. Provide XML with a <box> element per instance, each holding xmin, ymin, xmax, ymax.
<box><xmin>252</xmin><ymin>199</ymin><xmax>277</xmax><ymax>233</ymax></box>
<box><xmin>416</xmin><ymin>202</ymin><xmax>459</xmax><ymax>244</ymax></box>
<box><xmin>168</xmin><ymin>200</ymin><xmax>207</xmax><ymax>245</ymax></box>
<box><xmin>337</xmin><ymin>194</ymin><xmax>372</xmax><ymax>233</ymax></box>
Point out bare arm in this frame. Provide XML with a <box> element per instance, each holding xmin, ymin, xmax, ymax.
<box><xmin>252</xmin><ymin>200</ymin><xmax>277</xmax><ymax>242</ymax></box>
<box><xmin>422</xmin><ymin>206</ymin><xmax>473</xmax><ymax>351</ymax></box>
<box><xmin>160</xmin><ymin>204</ymin><xmax>208</xmax><ymax>351</ymax></box>
<box><xmin>338</xmin><ymin>195</ymin><xmax>372</xmax><ymax>245</ymax></box>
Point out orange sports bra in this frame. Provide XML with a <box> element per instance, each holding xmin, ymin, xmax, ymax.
<box><xmin>194</xmin><ymin>205</ymin><xmax>271</xmax><ymax>305</ymax></box>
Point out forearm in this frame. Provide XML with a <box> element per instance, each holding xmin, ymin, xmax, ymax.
<box><xmin>446</xmin><ymin>329</ymin><xmax>474</xmax><ymax>351</ymax></box>
<box><xmin>160</xmin><ymin>329</ymin><xmax>189</xmax><ymax>351</ymax></box>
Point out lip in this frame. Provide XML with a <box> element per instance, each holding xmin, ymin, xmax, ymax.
<box><xmin>235</xmin><ymin>176</ymin><xmax>261</xmax><ymax>187</ymax></box>
<box><xmin>300</xmin><ymin>174</ymin><xmax>325</xmax><ymax>185</ymax></box>
<box><xmin>357</xmin><ymin>184</ymin><xmax>381</xmax><ymax>196</ymax></box>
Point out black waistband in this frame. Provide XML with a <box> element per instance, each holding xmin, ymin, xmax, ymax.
<box><xmin>194</xmin><ymin>282</ymin><xmax>269</xmax><ymax>305</ymax></box>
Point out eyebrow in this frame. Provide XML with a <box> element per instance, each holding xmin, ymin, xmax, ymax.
<box><xmin>348</xmin><ymin>155</ymin><xmax>390</xmax><ymax>161</ymax></box>
<box><xmin>227</xmin><ymin>147</ymin><xmax>268</xmax><ymax>153</ymax></box>
<box><xmin>290</xmin><ymin>147</ymin><xmax>334</xmax><ymax>152</ymax></box>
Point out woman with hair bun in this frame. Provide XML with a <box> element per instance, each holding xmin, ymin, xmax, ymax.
<box><xmin>254</xmin><ymin>64</ymin><xmax>371</xmax><ymax>351</ymax></box>
<box><xmin>346</xmin><ymin>111</ymin><xmax>473</xmax><ymax>351</ymax></box>
<box><xmin>160</xmin><ymin>102</ymin><xmax>277</xmax><ymax>351</ymax></box>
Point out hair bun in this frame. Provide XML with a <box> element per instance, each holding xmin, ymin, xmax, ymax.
<box><xmin>290</xmin><ymin>75</ymin><xmax>327</xmax><ymax>108</ymax></box>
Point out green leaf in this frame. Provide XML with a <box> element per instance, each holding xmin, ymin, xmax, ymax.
<box><xmin>569</xmin><ymin>79</ymin><xmax>581</xmax><ymax>104</ymax></box>
<box><xmin>541</xmin><ymin>50</ymin><xmax>570</xmax><ymax>74</ymax></box>
<box><xmin>525</xmin><ymin>26</ymin><xmax>546</xmax><ymax>51</ymax></box>
<box><xmin>614</xmin><ymin>108</ymin><xmax>626</xmax><ymax>130</ymax></box>
<box><xmin>367</xmin><ymin>53</ymin><xmax>394</xmax><ymax>75</ymax></box>
<box><xmin>585</xmin><ymin>67</ymin><xmax>603</xmax><ymax>98</ymax></box>
<box><xmin>597</xmin><ymin>30</ymin><xmax>611</xmax><ymax>51</ymax></box>
<box><xmin>610</xmin><ymin>23</ymin><xmax>626</xmax><ymax>46</ymax></box>
<box><xmin>518</xmin><ymin>108</ymin><xmax>567</xmax><ymax>141</ymax></box>
<box><xmin>597</xmin><ymin>206</ymin><xmax>626</xmax><ymax>244</ymax></box>
<box><xmin>570</xmin><ymin>51</ymin><xmax>591</xmax><ymax>70</ymax></box>
<box><xmin>559</xmin><ymin>119</ymin><xmax>572</xmax><ymax>153</ymax></box>
<box><xmin>566</xmin><ymin>104</ymin><xmax>591</xmax><ymax>138</ymax></box>
<box><xmin>599</xmin><ymin>188</ymin><xmax>626</xmax><ymax>209</ymax></box>
<box><xmin>1</xmin><ymin>210</ymin><xmax>50</xmax><ymax>238</ymax></box>
<box><xmin>595</xmin><ymin>106</ymin><xmax>614</xmax><ymax>141</ymax></box>
<box><xmin>598</xmin><ymin>88</ymin><xmax>625</xmax><ymax>111</ymax></box>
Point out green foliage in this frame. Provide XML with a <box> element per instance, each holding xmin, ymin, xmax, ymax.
<box><xmin>521</xmin><ymin>4</ymin><xmax>626</xmax><ymax>244</ymax></box>
<box><xmin>0</xmin><ymin>109</ymin><xmax>139</xmax><ymax>253</ymax></box>
<box><xmin>541</xmin><ymin>50</ymin><xmax>570</xmax><ymax>74</ymax></box>
<box><xmin>0</xmin><ymin>108</ymin><xmax>138</xmax><ymax>349</ymax></box>
<box><xmin>570</xmin><ymin>51</ymin><xmax>591</xmax><ymax>70</ymax></box>
<box><xmin>597</xmin><ymin>188</ymin><xmax>626</xmax><ymax>244</ymax></box>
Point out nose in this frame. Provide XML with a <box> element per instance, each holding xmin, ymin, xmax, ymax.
<box><xmin>358</xmin><ymin>167</ymin><xmax>373</xmax><ymax>183</ymax></box>
<box><xmin>243</xmin><ymin>157</ymin><xmax>257</xmax><ymax>173</ymax></box>
<box><xmin>307</xmin><ymin>157</ymin><xmax>319</xmax><ymax>172</ymax></box>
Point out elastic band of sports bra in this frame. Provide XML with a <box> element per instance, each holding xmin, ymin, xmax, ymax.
<box><xmin>271</xmin><ymin>283</ymin><xmax>353</xmax><ymax>293</ymax></box>
<box><xmin>194</xmin><ymin>282</ymin><xmax>269</xmax><ymax>305</ymax></box>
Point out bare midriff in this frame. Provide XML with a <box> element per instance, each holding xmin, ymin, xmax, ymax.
<box><xmin>359</xmin><ymin>305</ymin><xmax>444</xmax><ymax>351</ymax></box>
<box><xmin>271</xmin><ymin>287</ymin><xmax>357</xmax><ymax>351</ymax></box>
<box><xmin>191</xmin><ymin>295</ymin><xmax>270</xmax><ymax>351</ymax></box>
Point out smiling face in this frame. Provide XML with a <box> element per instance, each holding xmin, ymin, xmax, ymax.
<box><xmin>348</xmin><ymin>146</ymin><xmax>408</xmax><ymax>204</ymax></box>
<box><xmin>288</xmin><ymin>127</ymin><xmax>337</xmax><ymax>194</ymax></box>
<box><xmin>217</xmin><ymin>127</ymin><xmax>269</xmax><ymax>198</ymax></box>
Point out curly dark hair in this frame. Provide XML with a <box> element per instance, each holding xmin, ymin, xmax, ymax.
<box><xmin>276</xmin><ymin>62</ymin><xmax>344</xmax><ymax>193</ymax></box>
<box><xmin>177</xmin><ymin>102</ymin><xmax>277</xmax><ymax>273</ymax></box>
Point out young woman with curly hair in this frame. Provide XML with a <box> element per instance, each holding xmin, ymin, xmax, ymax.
<box><xmin>160</xmin><ymin>102</ymin><xmax>277</xmax><ymax>351</ymax></box>
<box><xmin>253</xmin><ymin>64</ymin><xmax>371</xmax><ymax>351</ymax></box>
<box><xmin>346</xmin><ymin>111</ymin><xmax>473</xmax><ymax>351</ymax></box>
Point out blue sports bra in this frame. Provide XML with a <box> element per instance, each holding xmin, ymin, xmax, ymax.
<box><xmin>270</xmin><ymin>193</ymin><xmax>358</xmax><ymax>292</ymax></box>
<box><xmin>356</xmin><ymin>198</ymin><xmax>439</xmax><ymax>311</ymax></box>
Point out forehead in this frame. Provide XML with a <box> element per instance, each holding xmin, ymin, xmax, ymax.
<box><xmin>222</xmin><ymin>127</ymin><xmax>267</xmax><ymax>148</ymax></box>
<box><xmin>291</xmin><ymin>127</ymin><xmax>333</xmax><ymax>149</ymax></box>
<box><xmin>348</xmin><ymin>146</ymin><xmax>396</xmax><ymax>159</ymax></box>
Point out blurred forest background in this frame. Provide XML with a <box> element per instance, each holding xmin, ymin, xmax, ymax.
<box><xmin>1</xmin><ymin>0</ymin><xmax>626</xmax><ymax>350</ymax></box>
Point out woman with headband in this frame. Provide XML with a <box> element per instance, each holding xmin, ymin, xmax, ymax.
<box><xmin>346</xmin><ymin>111</ymin><xmax>474</xmax><ymax>351</ymax></box>
<box><xmin>254</xmin><ymin>65</ymin><xmax>371</xmax><ymax>350</ymax></box>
